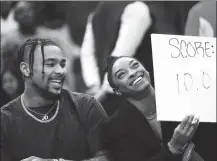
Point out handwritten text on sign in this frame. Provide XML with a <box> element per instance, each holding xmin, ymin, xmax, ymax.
<box><xmin>151</xmin><ymin>34</ymin><xmax>216</xmax><ymax>122</ymax></box>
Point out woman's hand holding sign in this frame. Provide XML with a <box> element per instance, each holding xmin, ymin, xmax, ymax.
<box><xmin>168</xmin><ymin>115</ymin><xmax>200</xmax><ymax>154</ymax></box>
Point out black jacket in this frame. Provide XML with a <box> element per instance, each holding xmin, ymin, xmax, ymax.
<box><xmin>101</xmin><ymin>102</ymin><xmax>183</xmax><ymax>161</ymax></box>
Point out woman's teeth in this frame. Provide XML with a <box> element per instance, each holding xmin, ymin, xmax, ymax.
<box><xmin>133</xmin><ymin>77</ymin><xmax>142</xmax><ymax>85</ymax></box>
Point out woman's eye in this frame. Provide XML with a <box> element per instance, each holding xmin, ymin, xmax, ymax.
<box><xmin>132</xmin><ymin>63</ymin><xmax>139</xmax><ymax>68</ymax></box>
<box><xmin>118</xmin><ymin>73</ymin><xmax>125</xmax><ymax>79</ymax></box>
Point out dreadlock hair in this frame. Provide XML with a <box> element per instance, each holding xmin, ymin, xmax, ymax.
<box><xmin>17</xmin><ymin>38</ymin><xmax>59</xmax><ymax>78</ymax></box>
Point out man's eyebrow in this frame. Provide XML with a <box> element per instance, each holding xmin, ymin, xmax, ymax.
<box><xmin>45</xmin><ymin>58</ymin><xmax>56</xmax><ymax>62</ymax></box>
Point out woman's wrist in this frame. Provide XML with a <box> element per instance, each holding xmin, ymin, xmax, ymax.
<box><xmin>168</xmin><ymin>141</ymin><xmax>188</xmax><ymax>155</ymax></box>
<box><xmin>182</xmin><ymin>142</ymin><xmax>195</xmax><ymax>161</ymax></box>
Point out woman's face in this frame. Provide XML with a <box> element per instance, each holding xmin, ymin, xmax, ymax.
<box><xmin>14</xmin><ymin>2</ymin><xmax>35</xmax><ymax>27</ymax></box>
<box><xmin>112</xmin><ymin>57</ymin><xmax>151</xmax><ymax>95</ymax></box>
<box><xmin>2</xmin><ymin>71</ymin><xmax>19</xmax><ymax>97</ymax></box>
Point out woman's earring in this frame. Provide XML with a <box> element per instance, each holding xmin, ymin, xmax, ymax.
<box><xmin>116</xmin><ymin>90</ymin><xmax>122</xmax><ymax>96</ymax></box>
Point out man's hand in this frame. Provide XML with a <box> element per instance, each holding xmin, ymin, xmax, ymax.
<box><xmin>169</xmin><ymin>115</ymin><xmax>200</xmax><ymax>152</ymax></box>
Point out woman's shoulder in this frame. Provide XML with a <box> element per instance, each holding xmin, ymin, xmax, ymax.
<box><xmin>102</xmin><ymin>109</ymin><xmax>131</xmax><ymax>141</ymax></box>
<box><xmin>107</xmin><ymin>105</ymin><xmax>132</xmax><ymax>122</ymax></box>
<box><xmin>103</xmin><ymin>105</ymin><xmax>137</xmax><ymax>133</ymax></box>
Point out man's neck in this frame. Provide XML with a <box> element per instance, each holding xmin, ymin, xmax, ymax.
<box><xmin>22</xmin><ymin>87</ymin><xmax>55</xmax><ymax>107</ymax></box>
<box><xmin>127</xmin><ymin>86</ymin><xmax>156</xmax><ymax>116</ymax></box>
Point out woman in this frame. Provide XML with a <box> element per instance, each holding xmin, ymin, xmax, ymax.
<box><xmin>102</xmin><ymin>56</ymin><xmax>203</xmax><ymax>161</ymax></box>
<box><xmin>1</xmin><ymin>59</ymin><xmax>24</xmax><ymax>107</ymax></box>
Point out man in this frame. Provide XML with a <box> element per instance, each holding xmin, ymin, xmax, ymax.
<box><xmin>1</xmin><ymin>38</ymin><xmax>109</xmax><ymax>161</ymax></box>
<box><xmin>1</xmin><ymin>1</ymin><xmax>80</xmax><ymax>91</ymax></box>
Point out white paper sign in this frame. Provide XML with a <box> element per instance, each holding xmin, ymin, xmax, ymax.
<box><xmin>151</xmin><ymin>34</ymin><xmax>216</xmax><ymax>122</ymax></box>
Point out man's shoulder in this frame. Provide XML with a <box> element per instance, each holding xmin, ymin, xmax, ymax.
<box><xmin>62</xmin><ymin>89</ymin><xmax>95</xmax><ymax>103</ymax></box>
<box><xmin>1</xmin><ymin>97</ymin><xmax>19</xmax><ymax>111</ymax></box>
<box><xmin>61</xmin><ymin>89</ymin><xmax>107</xmax><ymax>121</ymax></box>
<box><xmin>61</xmin><ymin>89</ymin><xmax>98</xmax><ymax>112</ymax></box>
<box><xmin>1</xmin><ymin>97</ymin><xmax>21</xmax><ymax>119</ymax></box>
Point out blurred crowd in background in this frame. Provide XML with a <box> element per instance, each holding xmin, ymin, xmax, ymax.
<box><xmin>1</xmin><ymin>1</ymin><xmax>99</xmax><ymax>104</ymax></box>
<box><xmin>0</xmin><ymin>1</ymin><xmax>216</xmax><ymax>161</ymax></box>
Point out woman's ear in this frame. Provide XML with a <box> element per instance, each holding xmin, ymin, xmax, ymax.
<box><xmin>20</xmin><ymin>62</ymin><xmax>30</xmax><ymax>77</ymax></box>
<box><xmin>113</xmin><ymin>88</ymin><xmax>122</xmax><ymax>96</ymax></box>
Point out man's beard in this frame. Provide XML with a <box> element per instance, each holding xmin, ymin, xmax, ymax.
<box><xmin>32</xmin><ymin>81</ymin><xmax>61</xmax><ymax>101</ymax></box>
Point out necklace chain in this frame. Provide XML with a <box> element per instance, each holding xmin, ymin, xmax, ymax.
<box><xmin>23</xmin><ymin>100</ymin><xmax>57</xmax><ymax>117</ymax></box>
<box><xmin>21</xmin><ymin>95</ymin><xmax>60</xmax><ymax>123</ymax></box>
<box><xmin>146</xmin><ymin>113</ymin><xmax>157</xmax><ymax>120</ymax></box>
<box><xmin>146</xmin><ymin>109</ymin><xmax>157</xmax><ymax>120</ymax></box>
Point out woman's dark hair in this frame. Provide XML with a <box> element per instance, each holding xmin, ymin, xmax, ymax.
<box><xmin>106</xmin><ymin>56</ymin><xmax>118</xmax><ymax>89</ymax></box>
<box><xmin>0</xmin><ymin>58</ymin><xmax>24</xmax><ymax>106</ymax></box>
<box><xmin>1</xmin><ymin>58</ymin><xmax>24</xmax><ymax>97</ymax></box>
<box><xmin>105</xmin><ymin>56</ymin><xmax>129</xmax><ymax>89</ymax></box>
<box><xmin>17</xmin><ymin>38</ymin><xmax>59</xmax><ymax>77</ymax></box>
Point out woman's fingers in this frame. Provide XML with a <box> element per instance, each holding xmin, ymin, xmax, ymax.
<box><xmin>179</xmin><ymin>115</ymin><xmax>191</xmax><ymax>129</ymax></box>
<box><xmin>21</xmin><ymin>156</ymin><xmax>37</xmax><ymax>161</ymax></box>
<box><xmin>171</xmin><ymin>115</ymin><xmax>200</xmax><ymax>150</ymax></box>
<box><xmin>183</xmin><ymin>115</ymin><xmax>195</xmax><ymax>133</ymax></box>
<box><xmin>187</xmin><ymin>117</ymin><xmax>200</xmax><ymax>137</ymax></box>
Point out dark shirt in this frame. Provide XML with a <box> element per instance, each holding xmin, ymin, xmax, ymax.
<box><xmin>0</xmin><ymin>91</ymin><xmax>11</xmax><ymax>107</ymax></box>
<box><xmin>102</xmin><ymin>102</ymin><xmax>182</xmax><ymax>161</ymax></box>
<box><xmin>1</xmin><ymin>89</ymin><xmax>108</xmax><ymax>161</ymax></box>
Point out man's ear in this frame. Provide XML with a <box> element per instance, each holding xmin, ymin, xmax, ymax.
<box><xmin>20</xmin><ymin>62</ymin><xmax>30</xmax><ymax>77</ymax></box>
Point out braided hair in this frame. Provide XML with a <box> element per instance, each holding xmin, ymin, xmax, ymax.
<box><xmin>105</xmin><ymin>56</ymin><xmax>131</xmax><ymax>90</ymax></box>
<box><xmin>17</xmin><ymin>38</ymin><xmax>59</xmax><ymax>77</ymax></box>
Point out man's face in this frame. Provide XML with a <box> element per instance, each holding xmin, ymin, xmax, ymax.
<box><xmin>29</xmin><ymin>45</ymin><xmax>67</xmax><ymax>96</ymax></box>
